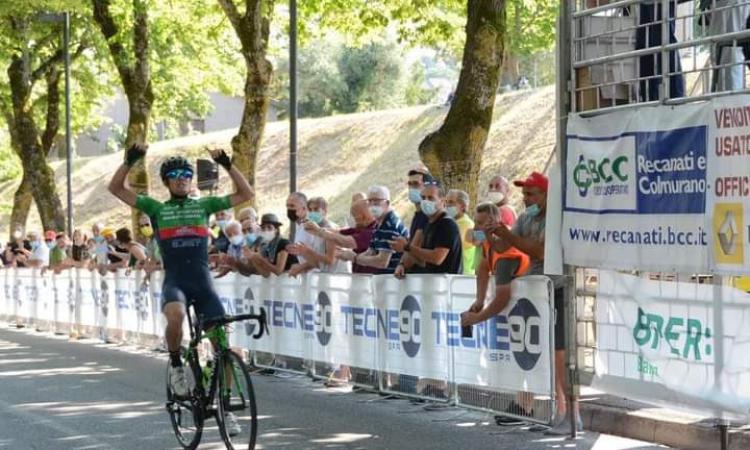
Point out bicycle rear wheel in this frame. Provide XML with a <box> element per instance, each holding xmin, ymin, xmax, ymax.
<box><xmin>166</xmin><ymin>350</ymin><xmax>204</xmax><ymax>449</ymax></box>
<box><xmin>216</xmin><ymin>350</ymin><xmax>258</xmax><ymax>449</ymax></box>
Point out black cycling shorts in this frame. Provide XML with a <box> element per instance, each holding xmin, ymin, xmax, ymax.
<box><xmin>161</xmin><ymin>267</ymin><xmax>225</xmax><ymax>321</ymax></box>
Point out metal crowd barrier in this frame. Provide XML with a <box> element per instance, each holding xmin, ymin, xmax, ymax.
<box><xmin>0</xmin><ymin>268</ymin><xmax>558</xmax><ymax>426</ymax></box>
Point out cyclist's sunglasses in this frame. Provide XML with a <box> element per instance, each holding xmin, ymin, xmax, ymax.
<box><xmin>165</xmin><ymin>168</ymin><xmax>194</xmax><ymax>180</ymax></box>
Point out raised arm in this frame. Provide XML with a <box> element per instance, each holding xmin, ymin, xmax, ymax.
<box><xmin>209</xmin><ymin>149</ymin><xmax>254</xmax><ymax>207</ymax></box>
<box><xmin>108</xmin><ymin>144</ymin><xmax>146</xmax><ymax>207</ymax></box>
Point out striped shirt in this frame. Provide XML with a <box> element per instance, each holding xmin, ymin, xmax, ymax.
<box><xmin>369</xmin><ymin>210</ymin><xmax>409</xmax><ymax>274</ymax></box>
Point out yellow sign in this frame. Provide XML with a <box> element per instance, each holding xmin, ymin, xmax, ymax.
<box><xmin>713</xmin><ymin>203</ymin><xmax>744</xmax><ymax>265</ymax></box>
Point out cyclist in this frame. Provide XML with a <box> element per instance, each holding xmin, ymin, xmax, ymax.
<box><xmin>108</xmin><ymin>145</ymin><xmax>253</xmax><ymax>404</ymax></box>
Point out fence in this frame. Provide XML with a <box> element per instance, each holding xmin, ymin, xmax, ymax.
<box><xmin>0</xmin><ymin>268</ymin><xmax>556</xmax><ymax>426</ymax></box>
<box><xmin>570</xmin><ymin>0</ymin><xmax>750</xmax><ymax>114</ymax></box>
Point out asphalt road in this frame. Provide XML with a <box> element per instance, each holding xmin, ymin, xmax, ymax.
<box><xmin>0</xmin><ymin>325</ymin><xmax>667</xmax><ymax>450</ymax></box>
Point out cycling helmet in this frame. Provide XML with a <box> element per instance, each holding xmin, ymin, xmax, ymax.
<box><xmin>159</xmin><ymin>156</ymin><xmax>194</xmax><ymax>182</ymax></box>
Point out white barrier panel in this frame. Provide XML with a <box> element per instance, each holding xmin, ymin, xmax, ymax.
<box><xmin>451</xmin><ymin>276</ymin><xmax>554</xmax><ymax>395</ymax></box>
<box><xmin>595</xmin><ymin>270</ymin><xmax>750</xmax><ymax>417</ymax></box>
<box><xmin>77</xmin><ymin>269</ymin><xmax>98</xmax><ymax>329</ymax></box>
<box><xmin>308</xmin><ymin>273</ymin><xmax>377</xmax><ymax>370</ymax></box>
<box><xmin>373</xmin><ymin>274</ymin><xmax>452</xmax><ymax>381</ymax></box>
<box><xmin>214</xmin><ymin>273</ymin><xmax>272</xmax><ymax>352</ymax></box>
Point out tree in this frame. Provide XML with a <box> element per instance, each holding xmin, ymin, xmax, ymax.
<box><xmin>92</xmin><ymin>0</ymin><xmax>152</xmax><ymax>209</ymax></box>
<box><xmin>501</xmin><ymin>0</ymin><xmax>556</xmax><ymax>85</ymax></box>
<box><xmin>418</xmin><ymin>0</ymin><xmax>506</xmax><ymax>203</ymax></box>
<box><xmin>1</xmin><ymin>8</ymin><xmax>89</xmax><ymax>234</ymax></box>
<box><xmin>92</xmin><ymin>0</ymin><xmax>241</xmax><ymax>228</ymax></box>
<box><xmin>216</xmin><ymin>0</ymin><xmax>274</xmax><ymax>209</ymax></box>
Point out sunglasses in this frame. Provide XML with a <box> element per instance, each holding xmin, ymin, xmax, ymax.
<box><xmin>166</xmin><ymin>168</ymin><xmax>194</xmax><ymax>180</ymax></box>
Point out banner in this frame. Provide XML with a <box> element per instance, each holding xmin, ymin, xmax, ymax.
<box><xmin>451</xmin><ymin>276</ymin><xmax>553</xmax><ymax>395</ymax></box>
<box><xmin>0</xmin><ymin>268</ymin><xmax>558</xmax><ymax>417</ymax></box>
<box><xmin>594</xmin><ymin>270</ymin><xmax>750</xmax><ymax>416</ymax></box>
<box><xmin>563</xmin><ymin>103</ymin><xmax>709</xmax><ymax>272</ymax></box>
<box><xmin>307</xmin><ymin>273</ymin><xmax>377</xmax><ymax>370</ymax></box>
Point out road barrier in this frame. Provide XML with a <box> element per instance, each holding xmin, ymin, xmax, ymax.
<box><xmin>0</xmin><ymin>267</ymin><xmax>556</xmax><ymax>425</ymax></box>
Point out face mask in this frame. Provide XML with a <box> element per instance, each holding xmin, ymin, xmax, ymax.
<box><xmin>474</xmin><ymin>230</ymin><xmax>486</xmax><ymax>243</ymax></box>
<box><xmin>260</xmin><ymin>230</ymin><xmax>276</xmax><ymax>243</ymax></box>
<box><xmin>487</xmin><ymin>191</ymin><xmax>505</xmax><ymax>204</ymax></box>
<box><xmin>244</xmin><ymin>233</ymin><xmax>258</xmax><ymax>246</ymax></box>
<box><xmin>445</xmin><ymin>206</ymin><xmax>459</xmax><ymax>219</ymax></box>
<box><xmin>217</xmin><ymin>220</ymin><xmax>228</xmax><ymax>230</ymax></box>
<box><xmin>369</xmin><ymin>205</ymin><xmax>384</xmax><ymax>218</ymax></box>
<box><xmin>229</xmin><ymin>234</ymin><xmax>244</xmax><ymax>246</ymax></box>
<box><xmin>46</xmin><ymin>241</ymin><xmax>55</xmax><ymax>249</ymax></box>
<box><xmin>526</xmin><ymin>204</ymin><xmax>541</xmax><ymax>217</ymax></box>
<box><xmin>140</xmin><ymin>226</ymin><xmax>153</xmax><ymax>238</ymax></box>
<box><xmin>286</xmin><ymin>209</ymin><xmax>298</xmax><ymax>222</ymax></box>
<box><xmin>307</xmin><ymin>211</ymin><xmax>323</xmax><ymax>225</ymax></box>
<box><xmin>409</xmin><ymin>188</ymin><xmax>422</xmax><ymax>204</ymax></box>
<box><xmin>30</xmin><ymin>240</ymin><xmax>40</xmax><ymax>250</ymax></box>
<box><xmin>420</xmin><ymin>199</ymin><xmax>438</xmax><ymax>216</ymax></box>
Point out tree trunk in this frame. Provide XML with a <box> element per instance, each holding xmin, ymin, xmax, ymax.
<box><xmin>9</xmin><ymin>169</ymin><xmax>33</xmax><ymax>238</ymax></box>
<box><xmin>7</xmin><ymin>48</ymin><xmax>66</xmax><ymax>232</ymax></box>
<box><xmin>418</xmin><ymin>0</ymin><xmax>506</xmax><ymax>204</ymax></box>
<box><xmin>217</xmin><ymin>0</ymin><xmax>274</xmax><ymax>210</ymax></box>
<box><xmin>42</xmin><ymin>66</ymin><xmax>61</xmax><ymax>158</ymax></box>
<box><xmin>93</xmin><ymin>0</ymin><xmax>154</xmax><ymax>235</ymax></box>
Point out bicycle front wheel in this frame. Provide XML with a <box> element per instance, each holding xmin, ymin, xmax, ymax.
<box><xmin>166</xmin><ymin>352</ymin><xmax>204</xmax><ymax>449</ymax></box>
<box><xmin>216</xmin><ymin>350</ymin><xmax>258</xmax><ymax>449</ymax></box>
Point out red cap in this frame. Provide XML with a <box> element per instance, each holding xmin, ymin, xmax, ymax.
<box><xmin>513</xmin><ymin>171</ymin><xmax>548</xmax><ymax>192</ymax></box>
<box><xmin>44</xmin><ymin>230</ymin><xmax>58</xmax><ymax>240</ymax></box>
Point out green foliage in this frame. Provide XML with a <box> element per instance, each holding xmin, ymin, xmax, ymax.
<box><xmin>271</xmin><ymin>36</ymin><xmax>444</xmax><ymax>118</ymax></box>
<box><xmin>507</xmin><ymin>0</ymin><xmax>558</xmax><ymax>56</ymax></box>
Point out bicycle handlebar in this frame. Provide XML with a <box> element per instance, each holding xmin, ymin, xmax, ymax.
<box><xmin>199</xmin><ymin>307</ymin><xmax>269</xmax><ymax>339</ymax></box>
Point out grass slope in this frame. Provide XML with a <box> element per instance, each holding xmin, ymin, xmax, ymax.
<box><xmin>0</xmin><ymin>85</ymin><xmax>555</xmax><ymax>235</ymax></box>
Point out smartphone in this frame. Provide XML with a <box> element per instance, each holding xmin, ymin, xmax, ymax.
<box><xmin>461</xmin><ymin>325</ymin><xmax>473</xmax><ymax>338</ymax></box>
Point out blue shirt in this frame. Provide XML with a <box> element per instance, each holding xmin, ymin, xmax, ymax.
<box><xmin>370</xmin><ymin>210</ymin><xmax>409</xmax><ymax>274</ymax></box>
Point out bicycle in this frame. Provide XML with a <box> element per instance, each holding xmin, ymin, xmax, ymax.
<box><xmin>165</xmin><ymin>305</ymin><xmax>268</xmax><ymax>450</ymax></box>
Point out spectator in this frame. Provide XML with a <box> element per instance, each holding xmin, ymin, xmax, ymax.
<box><xmin>391</xmin><ymin>181</ymin><xmax>462</xmax><ymax>276</ymax></box>
<box><xmin>70</xmin><ymin>229</ymin><xmax>91</xmax><ymax>268</ymax></box>
<box><xmin>19</xmin><ymin>231</ymin><xmax>49</xmax><ymax>268</ymax></box>
<box><xmin>286</xmin><ymin>192</ymin><xmax>339</xmax><ymax>276</ymax></box>
<box><xmin>115</xmin><ymin>227</ymin><xmax>147</xmax><ymax>269</ymax></box>
<box><xmin>96</xmin><ymin>227</ymin><xmax>127</xmax><ymax>273</ymax></box>
<box><xmin>210</xmin><ymin>209</ymin><xmax>232</xmax><ymax>254</ymax></box>
<box><xmin>633</xmin><ymin>1</ymin><xmax>685</xmax><ymax>101</ymax></box>
<box><xmin>5</xmin><ymin>229</ymin><xmax>30</xmax><ymax>268</ymax></box>
<box><xmin>91</xmin><ymin>223</ymin><xmax>109</xmax><ymax>265</ymax></box>
<box><xmin>137</xmin><ymin>214</ymin><xmax>162</xmax><ymax>270</ymax></box>
<box><xmin>406</xmin><ymin>163</ymin><xmax>434</xmax><ymax>241</ymax></box>
<box><xmin>346</xmin><ymin>192</ymin><xmax>367</xmax><ymax>227</ymax></box>
<box><xmin>703</xmin><ymin>0</ymin><xmax>750</xmax><ymax>91</ymax></box>
<box><xmin>237</xmin><ymin>207</ymin><xmax>261</xmax><ymax>253</ymax></box>
<box><xmin>237</xmin><ymin>207</ymin><xmax>258</xmax><ymax>227</ymax></box>
<box><xmin>211</xmin><ymin>220</ymin><xmax>255</xmax><ymax>278</ymax></box>
<box><xmin>486</xmin><ymin>175</ymin><xmax>516</xmax><ymax>226</ymax></box>
<box><xmin>446</xmin><ymin>189</ymin><xmax>476</xmax><ymax>275</ymax></box>
<box><xmin>44</xmin><ymin>230</ymin><xmax>57</xmax><ymax>250</ymax></box>
<box><xmin>486</xmin><ymin>171</ymin><xmax>578</xmax><ymax>434</ymax></box>
<box><xmin>49</xmin><ymin>233</ymin><xmax>72</xmax><ymax>272</ymax></box>
<box><xmin>307</xmin><ymin>196</ymin><xmax>337</xmax><ymax>229</ymax></box>
<box><xmin>460</xmin><ymin>204</ymin><xmax>531</xmax><ymax>423</ymax></box>
<box><xmin>305</xmin><ymin>198</ymin><xmax>378</xmax><ymax>273</ymax></box>
<box><xmin>353</xmin><ymin>185</ymin><xmax>409</xmax><ymax>273</ymax></box>
<box><xmin>245</xmin><ymin>213</ymin><xmax>296</xmax><ymax>277</ymax></box>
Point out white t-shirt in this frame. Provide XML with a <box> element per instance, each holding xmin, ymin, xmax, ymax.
<box><xmin>30</xmin><ymin>243</ymin><xmax>50</xmax><ymax>266</ymax></box>
<box><xmin>293</xmin><ymin>224</ymin><xmax>326</xmax><ymax>266</ymax></box>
